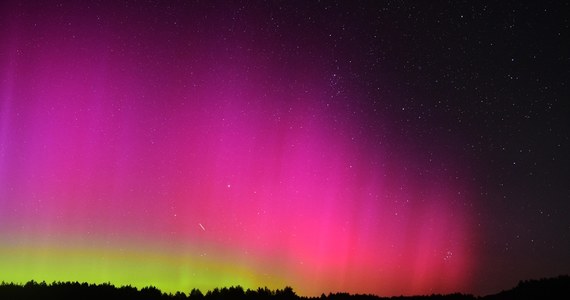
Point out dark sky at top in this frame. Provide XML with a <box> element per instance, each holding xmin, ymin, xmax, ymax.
<box><xmin>274</xmin><ymin>1</ymin><xmax>570</xmax><ymax>292</ymax></box>
<box><xmin>334</xmin><ymin>0</ymin><xmax>570</xmax><ymax>293</ymax></box>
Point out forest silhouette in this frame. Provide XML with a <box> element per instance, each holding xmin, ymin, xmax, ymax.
<box><xmin>0</xmin><ymin>275</ymin><xmax>568</xmax><ymax>300</ymax></box>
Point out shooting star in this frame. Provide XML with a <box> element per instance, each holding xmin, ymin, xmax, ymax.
<box><xmin>198</xmin><ymin>223</ymin><xmax>206</xmax><ymax>231</ymax></box>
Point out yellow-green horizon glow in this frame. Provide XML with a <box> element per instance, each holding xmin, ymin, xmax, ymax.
<box><xmin>0</xmin><ymin>234</ymin><xmax>291</xmax><ymax>295</ymax></box>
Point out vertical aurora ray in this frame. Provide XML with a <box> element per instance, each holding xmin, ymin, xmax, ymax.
<box><xmin>0</xmin><ymin>1</ymin><xmax>479</xmax><ymax>297</ymax></box>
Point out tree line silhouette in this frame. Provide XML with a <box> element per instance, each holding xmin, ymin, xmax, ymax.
<box><xmin>0</xmin><ymin>275</ymin><xmax>568</xmax><ymax>300</ymax></box>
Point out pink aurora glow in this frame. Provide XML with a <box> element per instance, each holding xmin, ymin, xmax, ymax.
<box><xmin>0</xmin><ymin>2</ymin><xmax>478</xmax><ymax>296</ymax></box>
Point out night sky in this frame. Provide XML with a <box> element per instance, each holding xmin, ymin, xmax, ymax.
<box><xmin>0</xmin><ymin>0</ymin><xmax>569</xmax><ymax>297</ymax></box>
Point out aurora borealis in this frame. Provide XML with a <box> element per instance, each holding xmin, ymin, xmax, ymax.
<box><xmin>1</xmin><ymin>1</ymin><xmax>569</xmax><ymax>298</ymax></box>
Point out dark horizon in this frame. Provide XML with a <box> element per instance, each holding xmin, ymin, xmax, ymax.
<box><xmin>1</xmin><ymin>275</ymin><xmax>569</xmax><ymax>299</ymax></box>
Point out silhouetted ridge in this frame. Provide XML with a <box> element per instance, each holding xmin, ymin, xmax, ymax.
<box><xmin>0</xmin><ymin>275</ymin><xmax>568</xmax><ymax>300</ymax></box>
<box><xmin>481</xmin><ymin>275</ymin><xmax>570</xmax><ymax>300</ymax></box>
